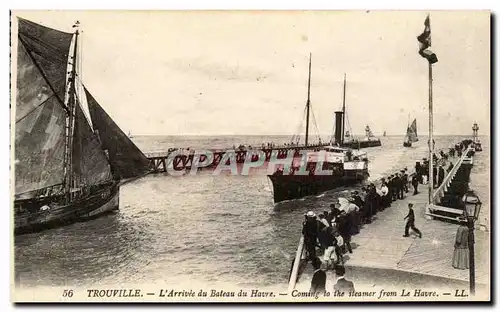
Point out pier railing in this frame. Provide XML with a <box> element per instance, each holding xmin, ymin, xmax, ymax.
<box><xmin>431</xmin><ymin>145</ymin><xmax>474</xmax><ymax>205</ymax></box>
<box><xmin>288</xmin><ymin>235</ymin><xmax>305</xmax><ymax>293</ymax></box>
<box><xmin>144</xmin><ymin>143</ymin><xmax>330</xmax><ymax>158</ymax></box>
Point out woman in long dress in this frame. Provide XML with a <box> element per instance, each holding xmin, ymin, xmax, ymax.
<box><xmin>452</xmin><ymin>219</ymin><xmax>470</xmax><ymax>270</ymax></box>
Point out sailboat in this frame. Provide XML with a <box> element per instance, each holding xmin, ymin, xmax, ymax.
<box><xmin>128</xmin><ymin>130</ymin><xmax>133</xmax><ymax>139</ymax></box>
<box><xmin>334</xmin><ymin>75</ymin><xmax>382</xmax><ymax>149</ymax></box>
<box><xmin>267</xmin><ymin>55</ymin><xmax>369</xmax><ymax>203</ymax></box>
<box><xmin>403</xmin><ymin>118</ymin><xmax>418</xmax><ymax>147</ymax></box>
<box><xmin>13</xmin><ymin>18</ymin><xmax>151</xmax><ymax>234</ymax></box>
<box><xmin>344</xmin><ymin>130</ymin><xmax>351</xmax><ymax>141</ymax></box>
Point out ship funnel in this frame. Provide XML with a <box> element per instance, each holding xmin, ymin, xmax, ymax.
<box><xmin>334</xmin><ymin>111</ymin><xmax>344</xmax><ymax>144</ymax></box>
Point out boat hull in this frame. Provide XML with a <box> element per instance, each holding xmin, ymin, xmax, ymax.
<box><xmin>14</xmin><ymin>182</ymin><xmax>120</xmax><ymax>235</ymax></box>
<box><xmin>268</xmin><ymin>170</ymin><xmax>369</xmax><ymax>203</ymax></box>
<box><xmin>341</xmin><ymin>139</ymin><xmax>381</xmax><ymax>149</ymax></box>
<box><xmin>403</xmin><ymin>142</ymin><xmax>412</xmax><ymax>147</ymax></box>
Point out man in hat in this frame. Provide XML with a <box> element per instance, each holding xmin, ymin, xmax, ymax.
<box><xmin>422</xmin><ymin>158</ymin><xmax>429</xmax><ymax>184</ymax></box>
<box><xmin>411</xmin><ymin>173</ymin><xmax>419</xmax><ymax>195</ymax></box>
<box><xmin>350</xmin><ymin>191</ymin><xmax>363</xmax><ymax>230</ymax></box>
<box><xmin>302</xmin><ymin>211</ymin><xmax>319</xmax><ymax>260</ymax></box>
<box><xmin>351</xmin><ymin>191</ymin><xmax>364</xmax><ymax>209</ymax></box>
<box><xmin>415</xmin><ymin>161</ymin><xmax>423</xmax><ymax>184</ymax></box>
<box><xmin>390</xmin><ymin>175</ymin><xmax>399</xmax><ymax>201</ymax></box>
<box><xmin>402</xmin><ymin>169</ymin><xmax>409</xmax><ymax>193</ymax></box>
<box><xmin>396</xmin><ymin>173</ymin><xmax>404</xmax><ymax>200</ymax></box>
<box><xmin>403</xmin><ymin>203</ymin><xmax>422</xmax><ymax>238</ymax></box>
<box><xmin>346</xmin><ymin>197</ymin><xmax>360</xmax><ymax>235</ymax></box>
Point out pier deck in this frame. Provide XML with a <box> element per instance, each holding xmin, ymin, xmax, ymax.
<box><xmin>293</xmin><ymin>147</ymin><xmax>489</xmax><ymax>297</ymax></box>
<box><xmin>344</xmin><ymin>189</ymin><xmax>489</xmax><ymax>285</ymax></box>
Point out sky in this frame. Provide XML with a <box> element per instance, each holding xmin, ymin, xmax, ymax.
<box><xmin>11</xmin><ymin>10</ymin><xmax>490</xmax><ymax>136</ymax></box>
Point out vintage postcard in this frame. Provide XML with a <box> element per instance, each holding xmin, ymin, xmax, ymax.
<box><xmin>10</xmin><ymin>10</ymin><xmax>491</xmax><ymax>302</ymax></box>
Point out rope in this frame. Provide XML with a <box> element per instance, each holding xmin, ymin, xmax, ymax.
<box><xmin>15</xmin><ymin>94</ymin><xmax>57</xmax><ymax>124</ymax></box>
<box><xmin>345</xmin><ymin>113</ymin><xmax>357</xmax><ymax>140</ymax></box>
<box><xmin>309</xmin><ymin>107</ymin><xmax>322</xmax><ymax>142</ymax></box>
<box><xmin>291</xmin><ymin>105</ymin><xmax>307</xmax><ymax>144</ymax></box>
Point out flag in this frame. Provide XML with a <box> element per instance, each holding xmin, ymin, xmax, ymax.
<box><xmin>417</xmin><ymin>15</ymin><xmax>438</xmax><ymax>64</ymax></box>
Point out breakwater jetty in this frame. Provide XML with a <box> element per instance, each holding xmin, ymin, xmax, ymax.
<box><xmin>144</xmin><ymin>143</ymin><xmax>330</xmax><ymax>173</ymax></box>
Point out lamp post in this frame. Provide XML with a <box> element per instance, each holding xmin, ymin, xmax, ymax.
<box><xmin>462</xmin><ymin>190</ymin><xmax>482</xmax><ymax>296</ymax></box>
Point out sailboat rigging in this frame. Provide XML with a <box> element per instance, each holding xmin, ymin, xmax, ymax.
<box><xmin>13</xmin><ymin>18</ymin><xmax>151</xmax><ymax>234</ymax></box>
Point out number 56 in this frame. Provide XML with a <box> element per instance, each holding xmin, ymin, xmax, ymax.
<box><xmin>62</xmin><ymin>289</ymin><xmax>74</xmax><ymax>297</ymax></box>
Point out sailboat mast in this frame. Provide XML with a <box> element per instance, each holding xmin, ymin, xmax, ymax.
<box><xmin>342</xmin><ymin>73</ymin><xmax>346</xmax><ymax>144</ymax></box>
<box><xmin>305</xmin><ymin>53</ymin><xmax>311</xmax><ymax>147</ymax></box>
<box><xmin>64</xmin><ymin>25</ymin><xmax>79</xmax><ymax>202</ymax></box>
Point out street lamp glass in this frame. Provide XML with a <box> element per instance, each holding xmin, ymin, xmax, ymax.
<box><xmin>463</xmin><ymin>191</ymin><xmax>482</xmax><ymax>219</ymax></box>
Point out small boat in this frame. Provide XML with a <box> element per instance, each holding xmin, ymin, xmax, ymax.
<box><xmin>128</xmin><ymin>130</ymin><xmax>133</xmax><ymax>139</ymax></box>
<box><xmin>403</xmin><ymin>118</ymin><xmax>418</xmax><ymax>147</ymax></box>
<box><xmin>13</xmin><ymin>18</ymin><xmax>151</xmax><ymax>235</ymax></box>
<box><xmin>267</xmin><ymin>58</ymin><xmax>369</xmax><ymax>203</ymax></box>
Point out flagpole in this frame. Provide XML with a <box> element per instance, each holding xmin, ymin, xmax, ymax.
<box><xmin>428</xmin><ymin>62</ymin><xmax>434</xmax><ymax>205</ymax></box>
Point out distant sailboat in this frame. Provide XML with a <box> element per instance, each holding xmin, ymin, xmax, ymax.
<box><xmin>128</xmin><ymin>130</ymin><xmax>133</xmax><ymax>138</ymax></box>
<box><xmin>345</xmin><ymin>130</ymin><xmax>351</xmax><ymax>141</ymax></box>
<box><xmin>333</xmin><ymin>74</ymin><xmax>381</xmax><ymax>149</ymax></box>
<box><xmin>403</xmin><ymin>118</ymin><xmax>418</xmax><ymax>147</ymax></box>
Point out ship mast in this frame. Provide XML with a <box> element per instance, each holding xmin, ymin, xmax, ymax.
<box><xmin>63</xmin><ymin>22</ymin><xmax>79</xmax><ymax>203</ymax></box>
<box><xmin>341</xmin><ymin>73</ymin><xmax>346</xmax><ymax>144</ymax></box>
<box><xmin>305</xmin><ymin>53</ymin><xmax>311</xmax><ymax>147</ymax></box>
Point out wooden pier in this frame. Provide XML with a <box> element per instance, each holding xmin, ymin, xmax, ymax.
<box><xmin>426</xmin><ymin>145</ymin><xmax>476</xmax><ymax>221</ymax></box>
<box><xmin>144</xmin><ymin>143</ymin><xmax>330</xmax><ymax>173</ymax></box>
<box><xmin>288</xmin><ymin>142</ymin><xmax>489</xmax><ymax>297</ymax></box>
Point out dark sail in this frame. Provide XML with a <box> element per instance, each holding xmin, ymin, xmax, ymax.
<box><xmin>411</xmin><ymin>119</ymin><xmax>418</xmax><ymax>141</ymax></box>
<box><xmin>71</xmin><ymin>101</ymin><xmax>113</xmax><ymax>187</ymax></box>
<box><xmin>407</xmin><ymin>119</ymin><xmax>418</xmax><ymax>143</ymax></box>
<box><xmin>14</xmin><ymin>19</ymin><xmax>72</xmax><ymax>196</ymax></box>
<box><xmin>85</xmin><ymin>88</ymin><xmax>151</xmax><ymax>179</ymax></box>
<box><xmin>17</xmin><ymin>18</ymin><xmax>73</xmax><ymax>103</ymax></box>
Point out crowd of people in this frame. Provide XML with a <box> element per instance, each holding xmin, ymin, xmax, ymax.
<box><xmin>301</xmin><ymin>167</ymin><xmax>415</xmax><ymax>269</ymax></box>
<box><xmin>301</xmin><ymin>141</ymin><xmax>472</xmax><ymax>293</ymax></box>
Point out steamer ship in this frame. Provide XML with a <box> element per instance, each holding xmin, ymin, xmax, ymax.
<box><xmin>267</xmin><ymin>55</ymin><xmax>369</xmax><ymax>203</ymax></box>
